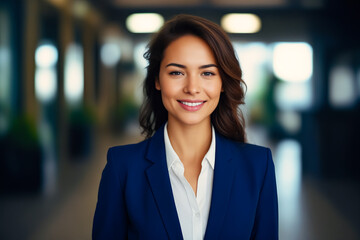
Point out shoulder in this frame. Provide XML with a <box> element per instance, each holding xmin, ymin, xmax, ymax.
<box><xmin>232</xmin><ymin>142</ymin><xmax>271</xmax><ymax>160</ymax></box>
<box><xmin>106</xmin><ymin>138</ymin><xmax>151</xmax><ymax>170</ymax></box>
<box><xmin>217</xmin><ymin>133</ymin><xmax>271</xmax><ymax>160</ymax></box>
<box><xmin>217</xmin><ymin>134</ymin><xmax>273</xmax><ymax>174</ymax></box>
<box><xmin>108</xmin><ymin>139</ymin><xmax>149</xmax><ymax>158</ymax></box>
<box><xmin>107</xmin><ymin>125</ymin><xmax>165</xmax><ymax>161</ymax></box>
<box><xmin>233</xmin><ymin>142</ymin><xmax>271</xmax><ymax>168</ymax></box>
<box><xmin>219</xmin><ymin>137</ymin><xmax>276</xmax><ymax>193</ymax></box>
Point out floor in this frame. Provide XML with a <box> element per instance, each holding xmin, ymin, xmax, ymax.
<box><xmin>0</xmin><ymin>128</ymin><xmax>359</xmax><ymax>240</ymax></box>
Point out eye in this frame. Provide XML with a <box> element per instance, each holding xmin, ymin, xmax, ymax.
<box><xmin>202</xmin><ymin>71</ymin><xmax>215</xmax><ymax>77</ymax></box>
<box><xmin>169</xmin><ymin>71</ymin><xmax>183</xmax><ymax>76</ymax></box>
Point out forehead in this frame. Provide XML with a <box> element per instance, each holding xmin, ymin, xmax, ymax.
<box><xmin>161</xmin><ymin>35</ymin><xmax>217</xmax><ymax>65</ymax></box>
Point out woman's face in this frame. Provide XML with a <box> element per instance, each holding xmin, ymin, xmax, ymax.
<box><xmin>156</xmin><ymin>34</ymin><xmax>223</xmax><ymax>128</ymax></box>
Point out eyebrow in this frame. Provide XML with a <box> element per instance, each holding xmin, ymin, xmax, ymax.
<box><xmin>165</xmin><ymin>63</ymin><xmax>218</xmax><ymax>69</ymax></box>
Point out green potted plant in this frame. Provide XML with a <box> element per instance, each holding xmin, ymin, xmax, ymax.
<box><xmin>111</xmin><ymin>96</ymin><xmax>139</xmax><ymax>134</ymax></box>
<box><xmin>0</xmin><ymin>115</ymin><xmax>42</xmax><ymax>193</ymax></box>
<box><xmin>68</xmin><ymin>105</ymin><xmax>96</xmax><ymax>160</ymax></box>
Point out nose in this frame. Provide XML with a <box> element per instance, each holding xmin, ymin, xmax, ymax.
<box><xmin>183</xmin><ymin>75</ymin><xmax>201</xmax><ymax>95</ymax></box>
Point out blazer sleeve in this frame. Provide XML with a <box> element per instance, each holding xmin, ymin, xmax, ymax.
<box><xmin>251</xmin><ymin>148</ymin><xmax>279</xmax><ymax>240</ymax></box>
<box><xmin>92</xmin><ymin>148</ymin><xmax>128</xmax><ymax>239</ymax></box>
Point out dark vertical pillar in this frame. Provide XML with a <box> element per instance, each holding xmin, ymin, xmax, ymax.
<box><xmin>23</xmin><ymin>0</ymin><xmax>40</xmax><ymax>119</ymax></box>
<box><xmin>57</xmin><ymin>4</ymin><xmax>73</xmax><ymax>162</ymax></box>
<box><xmin>6</xmin><ymin>0</ymin><xmax>25</xmax><ymax>115</ymax></box>
<box><xmin>83</xmin><ymin>21</ymin><xmax>95</xmax><ymax>108</ymax></box>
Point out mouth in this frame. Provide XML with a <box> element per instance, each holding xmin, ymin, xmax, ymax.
<box><xmin>178</xmin><ymin>100</ymin><xmax>206</xmax><ymax>106</ymax></box>
<box><xmin>177</xmin><ymin>100</ymin><xmax>206</xmax><ymax>111</ymax></box>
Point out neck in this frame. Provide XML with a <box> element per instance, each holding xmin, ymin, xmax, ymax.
<box><xmin>167</xmin><ymin>119</ymin><xmax>212</xmax><ymax>164</ymax></box>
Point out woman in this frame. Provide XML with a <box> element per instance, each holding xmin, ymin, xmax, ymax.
<box><xmin>93</xmin><ymin>14</ymin><xmax>278</xmax><ymax>240</ymax></box>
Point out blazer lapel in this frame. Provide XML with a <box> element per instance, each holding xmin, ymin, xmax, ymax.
<box><xmin>204</xmin><ymin>133</ymin><xmax>238</xmax><ymax>240</ymax></box>
<box><xmin>145</xmin><ymin>125</ymin><xmax>183</xmax><ymax>240</ymax></box>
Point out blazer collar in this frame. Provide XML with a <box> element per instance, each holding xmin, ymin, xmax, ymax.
<box><xmin>145</xmin><ymin>124</ymin><xmax>183</xmax><ymax>240</ymax></box>
<box><xmin>145</xmin><ymin>124</ymin><xmax>239</xmax><ymax>240</ymax></box>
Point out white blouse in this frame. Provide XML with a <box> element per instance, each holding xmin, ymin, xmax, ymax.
<box><xmin>164</xmin><ymin>124</ymin><xmax>215</xmax><ymax>240</ymax></box>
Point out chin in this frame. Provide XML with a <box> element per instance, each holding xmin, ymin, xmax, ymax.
<box><xmin>175</xmin><ymin>116</ymin><xmax>210</xmax><ymax>127</ymax></box>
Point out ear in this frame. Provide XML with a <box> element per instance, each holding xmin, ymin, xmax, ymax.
<box><xmin>155</xmin><ymin>78</ymin><xmax>161</xmax><ymax>90</ymax></box>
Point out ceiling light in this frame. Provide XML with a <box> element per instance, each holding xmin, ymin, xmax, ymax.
<box><xmin>221</xmin><ymin>13</ymin><xmax>261</xmax><ymax>33</ymax></box>
<box><xmin>126</xmin><ymin>13</ymin><xmax>164</xmax><ymax>33</ymax></box>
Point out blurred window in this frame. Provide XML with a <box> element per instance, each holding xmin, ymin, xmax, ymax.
<box><xmin>272</xmin><ymin>42</ymin><xmax>313</xmax><ymax>111</ymax></box>
<box><xmin>274</xmin><ymin>81</ymin><xmax>312</xmax><ymax>111</ymax></box>
<box><xmin>0</xmin><ymin>9</ymin><xmax>11</xmax><ymax>106</ymax></box>
<box><xmin>35</xmin><ymin>42</ymin><xmax>58</xmax><ymax>103</ymax></box>
<box><xmin>276</xmin><ymin>139</ymin><xmax>302</xmax><ymax>201</ymax></box>
<box><xmin>276</xmin><ymin>111</ymin><xmax>301</xmax><ymax>134</ymax></box>
<box><xmin>273</xmin><ymin>42</ymin><xmax>313</xmax><ymax>82</ymax></box>
<box><xmin>64</xmin><ymin>43</ymin><xmax>84</xmax><ymax>105</ymax></box>
<box><xmin>35</xmin><ymin>43</ymin><xmax>58</xmax><ymax>68</ymax></box>
<box><xmin>275</xmin><ymin>139</ymin><xmax>302</xmax><ymax>236</ymax></box>
<box><xmin>133</xmin><ymin>41</ymin><xmax>148</xmax><ymax>105</ymax></box>
<box><xmin>100</xmin><ymin>37</ymin><xmax>121</xmax><ymax>67</ymax></box>
<box><xmin>0</xmin><ymin>9</ymin><xmax>11</xmax><ymax>135</ymax></box>
<box><xmin>329</xmin><ymin>65</ymin><xmax>356</xmax><ymax>108</ymax></box>
<box><xmin>134</xmin><ymin>42</ymin><xmax>148</xmax><ymax>70</ymax></box>
<box><xmin>233</xmin><ymin>41</ymin><xmax>269</xmax><ymax>112</ymax></box>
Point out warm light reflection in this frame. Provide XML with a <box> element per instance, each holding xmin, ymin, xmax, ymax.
<box><xmin>221</xmin><ymin>13</ymin><xmax>261</xmax><ymax>33</ymax></box>
<box><xmin>273</xmin><ymin>42</ymin><xmax>313</xmax><ymax>82</ymax></box>
<box><xmin>72</xmin><ymin>0</ymin><xmax>89</xmax><ymax>18</ymax></box>
<box><xmin>64</xmin><ymin>43</ymin><xmax>84</xmax><ymax>104</ymax></box>
<box><xmin>329</xmin><ymin>65</ymin><xmax>356</xmax><ymax>108</ymax></box>
<box><xmin>126</xmin><ymin>13</ymin><xmax>164</xmax><ymax>33</ymax></box>
<box><xmin>46</xmin><ymin>0</ymin><xmax>67</xmax><ymax>8</ymax></box>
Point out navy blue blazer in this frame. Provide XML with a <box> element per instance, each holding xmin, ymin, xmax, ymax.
<box><xmin>93</xmin><ymin>125</ymin><xmax>278</xmax><ymax>239</ymax></box>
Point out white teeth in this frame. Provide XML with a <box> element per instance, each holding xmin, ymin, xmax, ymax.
<box><xmin>181</xmin><ymin>101</ymin><xmax>203</xmax><ymax>107</ymax></box>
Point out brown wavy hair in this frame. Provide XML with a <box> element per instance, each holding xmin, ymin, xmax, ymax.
<box><xmin>139</xmin><ymin>14</ymin><xmax>247</xmax><ymax>142</ymax></box>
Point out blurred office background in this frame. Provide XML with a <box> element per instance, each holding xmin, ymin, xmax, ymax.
<box><xmin>0</xmin><ymin>0</ymin><xmax>359</xmax><ymax>239</ymax></box>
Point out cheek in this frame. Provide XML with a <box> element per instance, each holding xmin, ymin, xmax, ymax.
<box><xmin>207</xmin><ymin>81</ymin><xmax>223</xmax><ymax>98</ymax></box>
<box><xmin>159</xmin><ymin>79</ymin><xmax>182</xmax><ymax>98</ymax></box>
<box><xmin>159</xmin><ymin>82</ymin><xmax>177</xmax><ymax>109</ymax></box>
<box><xmin>159</xmin><ymin>83</ymin><xmax>172</xmax><ymax>100</ymax></box>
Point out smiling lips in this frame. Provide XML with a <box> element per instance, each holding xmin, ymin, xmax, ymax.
<box><xmin>178</xmin><ymin>100</ymin><xmax>206</xmax><ymax>111</ymax></box>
